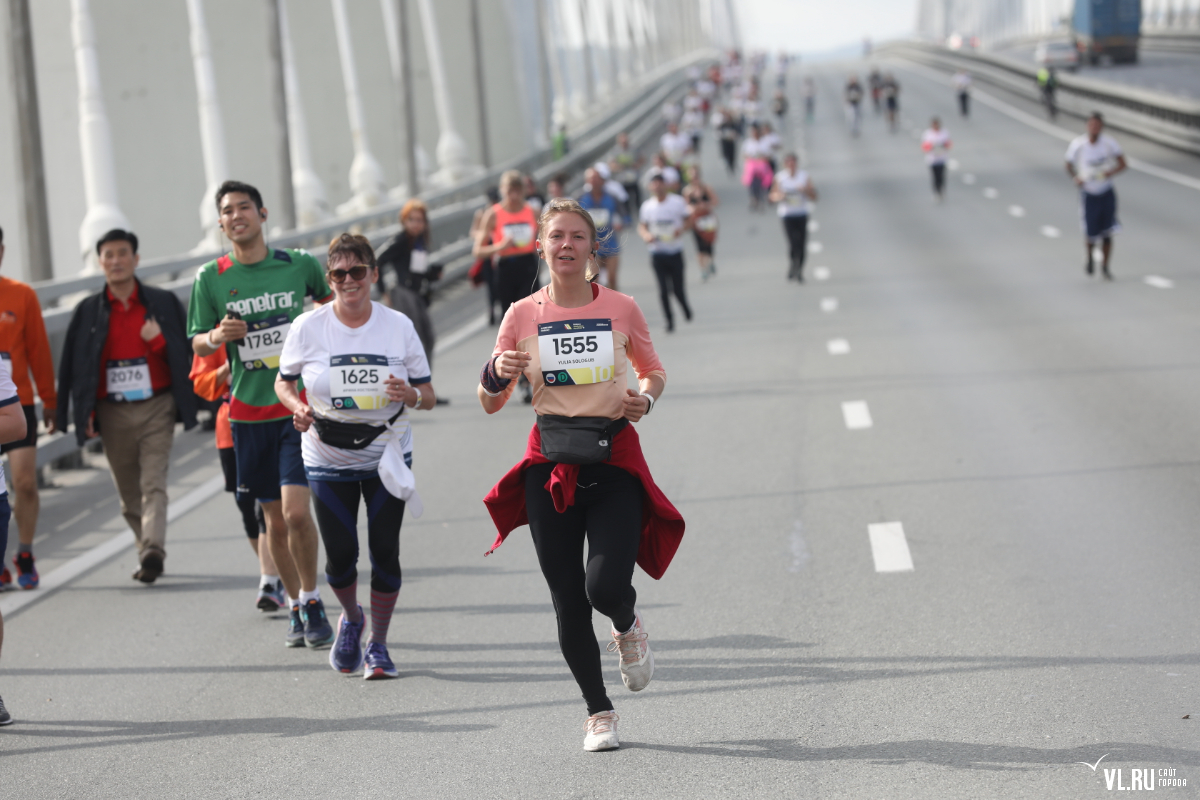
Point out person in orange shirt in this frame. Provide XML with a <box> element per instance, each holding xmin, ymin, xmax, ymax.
<box><xmin>0</xmin><ymin>226</ymin><xmax>57</xmax><ymax>590</ymax></box>
<box><xmin>189</xmin><ymin>348</ymin><xmax>284</xmax><ymax>611</ymax></box>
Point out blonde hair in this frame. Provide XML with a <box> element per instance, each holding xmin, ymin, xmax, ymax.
<box><xmin>499</xmin><ymin>169</ymin><xmax>525</xmax><ymax>192</ymax></box>
<box><xmin>537</xmin><ymin>197</ymin><xmax>608</xmax><ymax>282</ymax></box>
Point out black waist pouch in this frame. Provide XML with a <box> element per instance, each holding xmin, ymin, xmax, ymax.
<box><xmin>313</xmin><ymin>408</ymin><xmax>403</xmax><ymax>451</ymax></box>
<box><xmin>536</xmin><ymin>415</ymin><xmax>628</xmax><ymax>465</ymax></box>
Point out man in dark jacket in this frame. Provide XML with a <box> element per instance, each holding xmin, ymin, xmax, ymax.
<box><xmin>56</xmin><ymin>229</ymin><xmax>197</xmax><ymax>583</ymax></box>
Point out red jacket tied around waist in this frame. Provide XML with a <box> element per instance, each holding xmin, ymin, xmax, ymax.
<box><xmin>483</xmin><ymin>422</ymin><xmax>684</xmax><ymax>580</ymax></box>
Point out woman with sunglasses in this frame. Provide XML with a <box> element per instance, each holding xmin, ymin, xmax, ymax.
<box><xmin>478</xmin><ymin>198</ymin><xmax>685</xmax><ymax>751</ymax></box>
<box><xmin>275</xmin><ymin>233</ymin><xmax>436</xmax><ymax>679</ymax></box>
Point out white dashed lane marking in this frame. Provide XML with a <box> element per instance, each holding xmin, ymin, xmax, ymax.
<box><xmin>827</xmin><ymin>338</ymin><xmax>850</xmax><ymax>355</ymax></box>
<box><xmin>820</xmin><ymin>297</ymin><xmax>839</xmax><ymax>313</ymax></box>
<box><xmin>1041</xmin><ymin>225</ymin><xmax>1061</xmax><ymax>238</ymax></box>
<box><xmin>869</xmin><ymin>522</ymin><xmax>914</xmax><ymax>573</ymax></box>
<box><xmin>963</xmin><ymin>173</ymin><xmax>976</xmax><ymax>185</ymax></box>
<box><xmin>948</xmin><ymin>158</ymin><xmax>959</xmax><ymax>170</ymax></box>
<box><xmin>1008</xmin><ymin>205</ymin><xmax>1026</xmax><ymax>218</ymax></box>
<box><xmin>983</xmin><ymin>187</ymin><xmax>999</xmax><ymax>199</ymax></box>
<box><xmin>808</xmin><ymin>241</ymin><xmax>823</xmax><ymax>254</ymax></box>
<box><xmin>808</xmin><ymin>219</ymin><xmax>819</xmax><ymax>232</ymax></box>
<box><xmin>1144</xmin><ymin>275</ymin><xmax>1175</xmax><ymax>289</ymax></box>
<box><xmin>813</xmin><ymin>266</ymin><xmax>831</xmax><ymax>281</ymax></box>
<box><xmin>841</xmin><ymin>400</ymin><xmax>873</xmax><ymax>430</ymax></box>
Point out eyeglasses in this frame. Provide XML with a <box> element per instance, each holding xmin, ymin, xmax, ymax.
<box><xmin>327</xmin><ymin>265</ymin><xmax>370</xmax><ymax>283</ymax></box>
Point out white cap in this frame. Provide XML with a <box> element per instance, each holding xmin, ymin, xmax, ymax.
<box><xmin>593</xmin><ymin>161</ymin><xmax>612</xmax><ymax>180</ymax></box>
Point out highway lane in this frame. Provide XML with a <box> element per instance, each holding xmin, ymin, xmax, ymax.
<box><xmin>1</xmin><ymin>61</ymin><xmax>1198</xmax><ymax>798</ymax></box>
<box><xmin>999</xmin><ymin>43</ymin><xmax>1200</xmax><ymax>100</ymax></box>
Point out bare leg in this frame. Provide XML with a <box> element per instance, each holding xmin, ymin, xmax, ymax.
<box><xmin>1101</xmin><ymin>237</ymin><xmax>1112</xmax><ymax>278</ymax></box>
<box><xmin>258</xmin><ymin>514</ymin><xmax>279</xmax><ymax>575</ymax></box>
<box><xmin>261</xmin><ymin>500</ymin><xmax>301</xmax><ymax>599</ymax></box>
<box><xmin>8</xmin><ymin>447</ymin><xmax>38</xmax><ymax>547</ymax></box>
<box><xmin>604</xmin><ymin>255</ymin><xmax>620</xmax><ymax>293</ymax></box>
<box><xmin>282</xmin><ymin>484</ymin><xmax>320</xmax><ymax>592</ymax></box>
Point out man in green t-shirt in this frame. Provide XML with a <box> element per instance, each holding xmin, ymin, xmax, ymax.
<box><xmin>188</xmin><ymin>180</ymin><xmax>334</xmax><ymax>649</ymax></box>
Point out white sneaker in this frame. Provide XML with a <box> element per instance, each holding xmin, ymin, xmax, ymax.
<box><xmin>583</xmin><ymin>710</ymin><xmax>619</xmax><ymax>751</ymax></box>
<box><xmin>608</xmin><ymin>610</ymin><xmax>654</xmax><ymax>692</ymax></box>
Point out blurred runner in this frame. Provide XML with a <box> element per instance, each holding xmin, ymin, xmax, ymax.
<box><xmin>1038</xmin><ymin>66</ymin><xmax>1058</xmax><ymax>120</ymax></box>
<box><xmin>741</xmin><ymin>125</ymin><xmax>773</xmax><ymax>212</ymax></box>
<box><xmin>845</xmin><ymin>75</ymin><xmax>864</xmax><ymax>137</ymax></box>
<box><xmin>769</xmin><ymin>153</ymin><xmax>818</xmax><ymax>282</ymax></box>
<box><xmin>608</xmin><ymin>132</ymin><xmax>644</xmax><ymax>219</ymax></box>
<box><xmin>953</xmin><ymin>69</ymin><xmax>972</xmax><ymax>117</ymax></box>
<box><xmin>638</xmin><ymin>172</ymin><xmax>694</xmax><ymax>332</ymax></box>
<box><xmin>1065</xmin><ymin>113</ymin><xmax>1126</xmax><ymax>280</ymax></box>
<box><xmin>803</xmin><ymin>76</ymin><xmax>816</xmax><ymax>123</ymax></box>
<box><xmin>882</xmin><ymin>73</ymin><xmax>900</xmax><ymax>133</ymax></box>
<box><xmin>683</xmin><ymin>165</ymin><xmax>720</xmax><ymax>281</ymax></box>
<box><xmin>579</xmin><ymin>167</ymin><xmax>625</xmax><ymax>292</ymax></box>
<box><xmin>716</xmin><ymin>109</ymin><xmax>741</xmax><ymax>176</ymax></box>
<box><xmin>920</xmin><ymin>117</ymin><xmax>952</xmax><ymax>202</ymax></box>
<box><xmin>375</xmin><ymin>200</ymin><xmax>441</xmax><ymax>370</ymax></box>
<box><xmin>0</xmin><ymin>226</ymin><xmax>57</xmax><ymax>590</ymax></box>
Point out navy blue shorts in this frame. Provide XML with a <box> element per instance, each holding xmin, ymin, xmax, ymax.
<box><xmin>0</xmin><ymin>493</ymin><xmax>10</xmax><ymax>561</ymax></box>
<box><xmin>1081</xmin><ymin>188</ymin><xmax>1119</xmax><ymax>242</ymax></box>
<box><xmin>231</xmin><ymin>418</ymin><xmax>307</xmax><ymax>503</ymax></box>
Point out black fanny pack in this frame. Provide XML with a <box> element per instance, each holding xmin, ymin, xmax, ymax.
<box><xmin>536</xmin><ymin>415</ymin><xmax>628</xmax><ymax>465</ymax></box>
<box><xmin>312</xmin><ymin>408</ymin><xmax>404</xmax><ymax>451</ymax></box>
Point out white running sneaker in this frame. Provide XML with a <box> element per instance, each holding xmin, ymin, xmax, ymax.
<box><xmin>608</xmin><ymin>610</ymin><xmax>654</xmax><ymax>692</ymax></box>
<box><xmin>583</xmin><ymin>710</ymin><xmax>620</xmax><ymax>751</ymax></box>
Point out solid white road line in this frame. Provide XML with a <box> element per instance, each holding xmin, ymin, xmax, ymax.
<box><xmin>808</xmin><ymin>219</ymin><xmax>819</xmax><ymax>232</ymax></box>
<box><xmin>841</xmin><ymin>400</ymin><xmax>873</xmax><ymax>429</ymax></box>
<box><xmin>869</xmin><ymin>522</ymin><xmax>914</xmax><ymax>572</ymax></box>
<box><xmin>820</xmin><ymin>297</ymin><xmax>839</xmax><ymax>313</ymax></box>
<box><xmin>1144</xmin><ymin>275</ymin><xmax>1175</xmax><ymax>289</ymax></box>
<box><xmin>827</xmin><ymin>338</ymin><xmax>850</xmax><ymax>355</ymax></box>
<box><xmin>1041</xmin><ymin>225</ymin><xmax>1061</xmax><ymax>238</ymax></box>
<box><xmin>808</xmin><ymin>241</ymin><xmax>823</xmax><ymax>254</ymax></box>
<box><xmin>1008</xmin><ymin>205</ymin><xmax>1026</xmax><ymax>217</ymax></box>
<box><xmin>897</xmin><ymin>58</ymin><xmax>1200</xmax><ymax>193</ymax></box>
<box><xmin>0</xmin><ymin>474</ymin><xmax>226</xmax><ymax>617</ymax></box>
<box><xmin>434</xmin><ymin>313</ymin><xmax>489</xmax><ymax>355</ymax></box>
<box><xmin>983</xmin><ymin>187</ymin><xmax>999</xmax><ymax>199</ymax></box>
<box><xmin>813</xmin><ymin>266</ymin><xmax>831</xmax><ymax>280</ymax></box>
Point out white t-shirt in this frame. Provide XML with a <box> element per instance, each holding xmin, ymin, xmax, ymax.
<box><xmin>921</xmin><ymin>128</ymin><xmax>951</xmax><ymax>165</ymax></box>
<box><xmin>775</xmin><ymin>169</ymin><xmax>812</xmax><ymax>217</ymax></box>
<box><xmin>953</xmin><ymin>72</ymin><xmax>971</xmax><ymax>92</ymax></box>
<box><xmin>278</xmin><ymin>302</ymin><xmax>431</xmax><ymax>480</ymax></box>
<box><xmin>643</xmin><ymin>165</ymin><xmax>680</xmax><ymax>189</ymax></box>
<box><xmin>681</xmin><ymin>110</ymin><xmax>705</xmax><ymax>135</ymax></box>
<box><xmin>640</xmin><ymin>194</ymin><xmax>691</xmax><ymax>255</ymax></box>
<box><xmin>741</xmin><ymin>138</ymin><xmax>767</xmax><ymax>160</ymax></box>
<box><xmin>660</xmin><ymin>131</ymin><xmax>692</xmax><ymax>162</ymax></box>
<box><xmin>760</xmin><ymin>131</ymin><xmax>782</xmax><ymax>156</ymax></box>
<box><xmin>0</xmin><ymin>353</ymin><xmax>18</xmax><ymax>495</ymax></box>
<box><xmin>1065</xmin><ymin>133</ymin><xmax>1123</xmax><ymax>195</ymax></box>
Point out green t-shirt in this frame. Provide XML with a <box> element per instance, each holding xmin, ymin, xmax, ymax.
<box><xmin>187</xmin><ymin>248</ymin><xmax>331</xmax><ymax>423</ymax></box>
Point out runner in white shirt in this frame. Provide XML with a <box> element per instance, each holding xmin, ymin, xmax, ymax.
<box><xmin>920</xmin><ymin>117</ymin><xmax>952</xmax><ymax>202</ymax></box>
<box><xmin>276</xmin><ymin>233</ymin><xmax>437</xmax><ymax>679</ymax></box>
<box><xmin>638</xmin><ymin>172</ymin><xmax>694</xmax><ymax>332</ymax></box>
<box><xmin>768</xmin><ymin>153</ymin><xmax>819</xmax><ymax>281</ymax></box>
<box><xmin>1065</xmin><ymin>112</ymin><xmax>1127</xmax><ymax>279</ymax></box>
<box><xmin>659</xmin><ymin>122</ymin><xmax>692</xmax><ymax>169</ymax></box>
<box><xmin>0</xmin><ymin>350</ymin><xmax>27</xmax><ymax>724</ymax></box>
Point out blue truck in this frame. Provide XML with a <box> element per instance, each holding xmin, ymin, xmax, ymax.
<box><xmin>1073</xmin><ymin>0</ymin><xmax>1141</xmax><ymax>64</ymax></box>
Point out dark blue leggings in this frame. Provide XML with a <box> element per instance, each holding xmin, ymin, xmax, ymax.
<box><xmin>309</xmin><ymin>476</ymin><xmax>405</xmax><ymax>593</ymax></box>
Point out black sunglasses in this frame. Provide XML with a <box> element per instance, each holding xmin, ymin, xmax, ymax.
<box><xmin>327</xmin><ymin>265</ymin><xmax>370</xmax><ymax>283</ymax></box>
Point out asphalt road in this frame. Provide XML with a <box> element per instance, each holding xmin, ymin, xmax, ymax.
<box><xmin>1</xmin><ymin>59</ymin><xmax>1198</xmax><ymax>798</ymax></box>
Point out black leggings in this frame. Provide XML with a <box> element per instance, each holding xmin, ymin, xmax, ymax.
<box><xmin>720</xmin><ymin>139</ymin><xmax>737</xmax><ymax>173</ymax></box>
<box><xmin>621</xmin><ymin>182</ymin><xmax>641</xmax><ymax>221</ymax></box>
<box><xmin>931</xmin><ymin>163</ymin><xmax>946</xmax><ymax>195</ymax></box>
<box><xmin>651</xmin><ymin>252</ymin><xmax>692</xmax><ymax>328</ymax></box>
<box><xmin>221</xmin><ymin>447</ymin><xmax>264</xmax><ymax>539</ymax></box>
<box><xmin>495</xmin><ymin>253</ymin><xmax>540</xmax><ymax>315</ymax></box>
<box><xmin>782</xmin><ymin>215</ymin><xmax>809</xmax><ymax>278</ymax></box>
<box><xmin>310</xmin><ymin>476</ymin><xmax>405</xmax><ymax>593</ymax></box>
<box><xmin>525</xmin><ymin>462</ymin><xmax>643</xmax><ymax>715</ymax></box>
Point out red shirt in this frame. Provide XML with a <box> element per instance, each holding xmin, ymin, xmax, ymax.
<box><xmin>97</xmin><ymin>283</ymin><xmax>171</xmax><ymax>400</ymax></box>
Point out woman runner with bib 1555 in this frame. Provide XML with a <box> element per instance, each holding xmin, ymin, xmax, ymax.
<box><xmin>275</xmin><ymin>234</ymin><xmax>436</xmax><ymax>679</ymax></box>
<box><xmin>478</xmin><ymin>199</ymin><xmax>685</xmax><ymax>752</ymax></box>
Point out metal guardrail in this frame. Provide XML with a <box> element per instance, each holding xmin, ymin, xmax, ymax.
<box><xmin>882</xmin><ymin>41</ymin><xmax>1200</xmax><ymax>155</ymax></box>
<box><xmin>23</xmin><ymin>52</ymin><xmax>714</xmax><ymax>469</ymax></box>
<box><xmin>1141</xmin><ymin>31</ymin><xmax>1200</xmax><ymax>53</ymax></box>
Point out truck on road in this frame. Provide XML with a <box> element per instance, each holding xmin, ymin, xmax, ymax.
<box><xmin>1073</xmin><ymin>0</ymin><xmax>1141</xmax><ymax>64</ymax></box>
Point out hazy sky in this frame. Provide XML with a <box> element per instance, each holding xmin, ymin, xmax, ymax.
<box><xmin>733</xmin><ymin>0</ymin><xmax>915</xmax><ymax>54</ymax></box>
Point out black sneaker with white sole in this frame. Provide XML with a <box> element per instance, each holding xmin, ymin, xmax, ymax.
<box><xmin>0</xmin><ymin>694</ymin><xmax>13</xmax><ymax>725</ymax></box>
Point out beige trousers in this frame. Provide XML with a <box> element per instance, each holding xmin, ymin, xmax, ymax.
<box><xmin>96</xmin><ymin>392</ymin><xmax>177</xmax><ymax>560</ymax></box>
